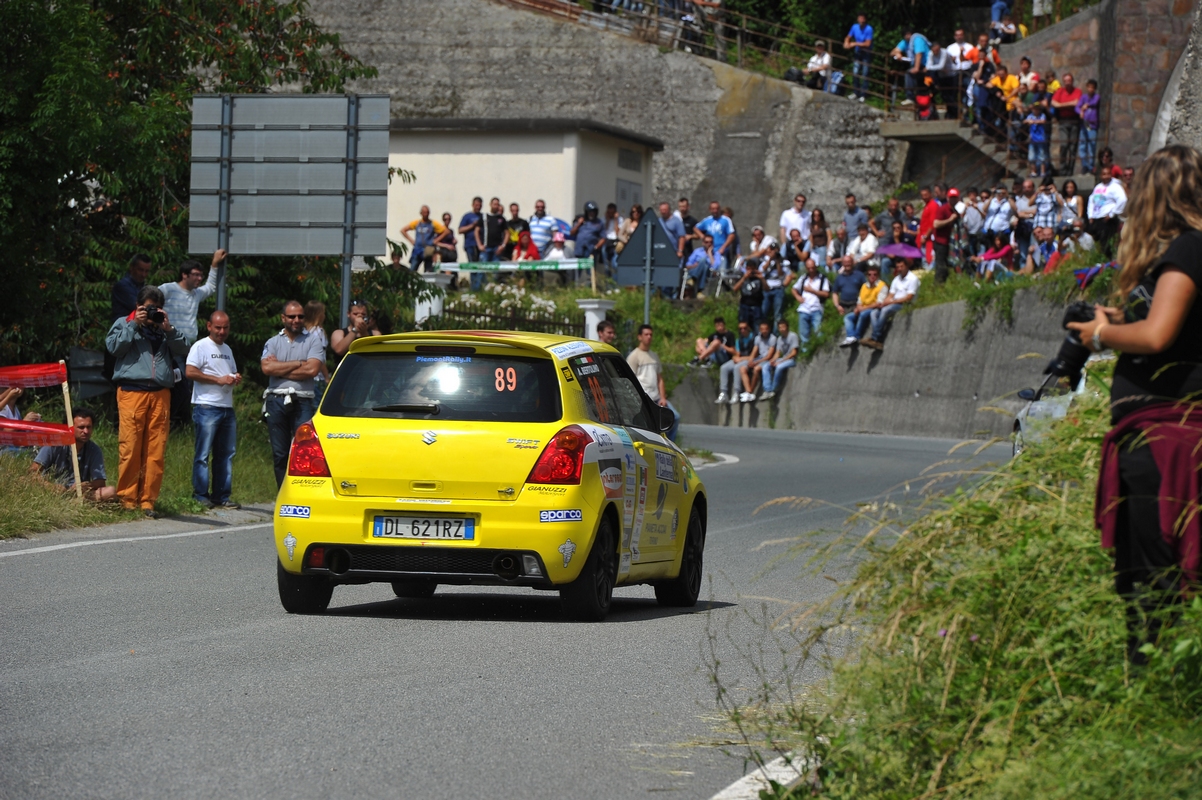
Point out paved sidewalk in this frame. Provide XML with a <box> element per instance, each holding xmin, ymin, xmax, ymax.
<box><xmin>0</xmin><ymin>503</ymin><xmax>275</xmax><ymax>554</ymax></box>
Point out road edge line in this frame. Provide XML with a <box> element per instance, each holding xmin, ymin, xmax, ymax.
<box><xmin>0</xmin><ymin>522</ymin><xmax>272</xmax><ymax>559</ymax></box>
<box><xmin>709</xmin><ymin>752</ymin><xmax>809</xmax><ymax>799</ymax></box>
<box><xmin>693</xmin><ymin>452</ymin><xmax>740</xmax><ymax>471</ymax></box>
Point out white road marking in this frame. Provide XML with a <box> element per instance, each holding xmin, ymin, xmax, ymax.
<box><xmin>692</xmin><ymin>452</ymin><xmax>740</xmax><ymax>470</ymax></box>
<box><xmin>709</xmin><ymin>753</ymin><xmax>807</xmax><ymax>799</ymax></box>
<box><xmin>0</xmin><ymin>522</ymin><xmax>272</xmax><ymax>559</ymax></box>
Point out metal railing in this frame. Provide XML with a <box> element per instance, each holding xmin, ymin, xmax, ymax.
<box><xmin>496</xmin><ymin>0</ymin><xmax>1104</xmax><ymax>182</ymax></box>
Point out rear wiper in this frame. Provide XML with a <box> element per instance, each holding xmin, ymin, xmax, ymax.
<box><xmin>371</xmin><ymin>402</ymin><xmax>440</xmax><ymax>414</ymax></box>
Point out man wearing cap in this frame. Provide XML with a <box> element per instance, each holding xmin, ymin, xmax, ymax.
<box><xmin>925</xmin><ymin>184</ymin><xmax>959</xmax><ymax>283</ymax></box>
<box><xmin>744</xmin><ymin>225</ymin><xmax>777</xmax><ymax>265</ymax></box>
<box><xmin>803</xmin><ymin>40</ymin><xmax>832</xmax><ymax>91</ymax></box>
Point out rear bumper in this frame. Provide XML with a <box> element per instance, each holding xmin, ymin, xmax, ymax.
<box><xmin>300</xmin><ymin>543</ymin><xmax>554</xmax><ymax>588</ymax></box>
<box><xmin>273</xmin><ymin>478</ymin><xmax>602</xmax><ymax>585</ymax></box>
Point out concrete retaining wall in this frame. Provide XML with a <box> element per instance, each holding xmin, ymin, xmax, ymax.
<box><xmin>669</xmin><ymin>289</ymin><xmax>1067</xmax><ymax>440</ymax></box>
<box><xmin>309</xmin><ymin>0</ymin><xmax>907</xmax><ymax>231</ymax></box>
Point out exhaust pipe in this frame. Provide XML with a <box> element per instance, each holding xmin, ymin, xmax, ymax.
<box><xmin>326</xmin><ymin>548</ymin><xmax>350</xmax><ymax>576</ymax></box>
<box><xmin>493</xmin><ymin>552</ymin><xmax>521</xmax><ymax>580</ymax></box>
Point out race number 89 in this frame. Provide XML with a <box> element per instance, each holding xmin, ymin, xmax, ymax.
<box><xmin>494</xmin><ymin>367</ymin><xmax>517</xmax><ymax>392</ymax></box>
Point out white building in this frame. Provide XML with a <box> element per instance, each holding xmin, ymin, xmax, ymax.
<box><xmin>388</xmin><ymin>118</ymin><xmax>662</xmax><ymax>260</ymax></box>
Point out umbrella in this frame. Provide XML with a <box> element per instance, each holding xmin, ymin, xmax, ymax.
<box><xmin>875</xmin><ymin>242</ymin><xmax>923</xmax><ymax>260</ymax></box>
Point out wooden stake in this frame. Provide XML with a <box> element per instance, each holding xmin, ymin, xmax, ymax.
<box><xmin>60</xmin><ymin>360</ymin><xmax>82</xmax><ymax>500</ymax></box>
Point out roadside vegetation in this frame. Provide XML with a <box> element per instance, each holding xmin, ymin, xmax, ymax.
<box><xmin>712</xmin><ymin>363</ymin><xmax>1202</xmax><ymax>797</ymax></box>
<box><xmin>0</xmin><ymin>384</ymin><xmax>277</xmax><ymax>538</ymax></box>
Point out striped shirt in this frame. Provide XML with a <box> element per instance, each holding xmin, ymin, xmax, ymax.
<box><xmin>158</xmin><ymin>270</ymin><xmax>218</xmax><ymax>344</ymax></box>
<box><xmin>527</xmin><ymin>213</ymin><xmax>559</xmax><ymax>255</ymax></box>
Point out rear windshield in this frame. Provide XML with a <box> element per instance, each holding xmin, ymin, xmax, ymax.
<box><xmin>322</xmin><ymin>352</ymin><xmax>562</xmax><ymax>422</ymax></box>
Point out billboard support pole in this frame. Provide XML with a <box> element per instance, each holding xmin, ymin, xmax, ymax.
<box><xmin>215</xmin><ymin>94</ymin><xmax>232</xmax><ymax>311</ymax></box>
<box><xmin>340</xmin><ymin>95</ymin><xmax>360</xmax><ymax>328</ymax></box>
<box><xmin>643</xmin><ymin>214</ymin><xmax>653</xmax><ymax>326</ymax></box>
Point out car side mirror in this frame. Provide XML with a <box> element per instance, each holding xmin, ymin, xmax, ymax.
<box><xmin>657</xmin><ymin>405</ymin><xmax>675</xmax><ymax>433</ymax></box>
<box><xmin>1017</xmin><ymin>387</ymin><xmax>1037</xmax><ymax>401</ymax></box>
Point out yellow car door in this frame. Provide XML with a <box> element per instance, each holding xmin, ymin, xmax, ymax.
<box><xmin>593</xmin><ymin>355</ymin><xmax>681</xmax><ymax>565</ymax></box>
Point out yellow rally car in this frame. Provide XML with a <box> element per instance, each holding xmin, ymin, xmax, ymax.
<box><xmin>274</xmin><ymin>331</ymin><xmax>707</xmax><ymax>621</ymax></box>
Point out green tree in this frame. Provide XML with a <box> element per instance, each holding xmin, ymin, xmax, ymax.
<box><xmin>0</xmin><ymin>0</ymin><xmax>381</xmax><ymax>370</ymax></box>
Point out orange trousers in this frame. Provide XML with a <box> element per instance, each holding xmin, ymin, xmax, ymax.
<box><xmin>116</xmin><ymin>388</ymin><xmax>170</xmax><ymax>510</ymax></box>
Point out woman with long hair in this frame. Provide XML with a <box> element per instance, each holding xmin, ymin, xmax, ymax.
<box><xmin>302</xmin><ymin>300</ymin><xmax>331</xmax><ymax>396</ymax></box>
<box><xmin>1067</xmin><ymin>144</ymin><xmax>1202</xmax><ymax>663</ymax></box>
<box><xmin>617</xmin><ymin>204</ymin><xmax>643</xmax><ymax>256</ymax></box>
<box><xmin>1059</xmin><ymin>178</ymin><xmax>1083</xmax><ymax>232</ymax></box>
<box><xmin>809</xmin><ymin>209</ymin><xmax>830</xmax><ymax>268</ymax></box>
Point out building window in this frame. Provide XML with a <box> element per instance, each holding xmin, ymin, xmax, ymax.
<box><xmin>618</xmin><ymin>148</ymin><xmax>642</xmax><ymax>172</ymax></box>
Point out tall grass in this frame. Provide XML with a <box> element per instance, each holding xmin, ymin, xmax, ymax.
<box><xmin>2</xmin><ymin>385</ymin><xmax>278</xmax><ymax>537</ymax></box>
<box><xmin>713</xmin><ymin>364</ymin><xmax>1202</xmax><ymax>798</ymax></box>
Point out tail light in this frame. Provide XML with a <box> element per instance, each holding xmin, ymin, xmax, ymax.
<box><xmin>288</xmin><ymin>422</ymin><xmax>331</xmax><ymax>477</ymax></box>
<box><xmin>526</xmin><ymin>425</ymin><xmax>593</xmax><ymax>485</ymax></box>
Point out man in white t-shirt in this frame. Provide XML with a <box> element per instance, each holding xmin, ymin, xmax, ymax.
<box><xmin>803</xmin><ymin>41</ymin><xmax>832</xmax><ymax>90</ymax></box>
<box><xmin>626</xmin><ymin>324</ymin><xmax>679</xmax><ymax>441</ymax></box>
<box><xmin>778</xmin><ymin>194</ymin><xmax>812</xmax><ymax>249</ymax></box>
<box><xmin>861</xmin><ymin>259</ymin><xmax>920</xmax><ymax>351</ymax></box>
<box><xmin>184</xmin><ymin>310</ymin><xmax>242</xmax><ymax>509</ymax></box>
<box><xmin>790</xmin><ymin>259</ymin><xmax>831</xmax><ymax>348</ymax></box>
<box><xmin>1086</xmin><ymin>165</ymin><xmax>1128</xmax><ymax>258</ymax></box>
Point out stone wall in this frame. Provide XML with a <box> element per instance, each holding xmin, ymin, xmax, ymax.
<box><xmin>998</xmin><ymin>0</ymin><xmax>1108</xmax><ymax>85</ymax></box>
<box><xmin>1167</xmin><ymin>2</ymin><xmax>1202</xmax><ymax>150</ymax></box>
<box><xmin>669</xmin><ymin>289</ymin><xmax>1067</xmax><ymax>441</ymax></box>
<box><xmin>308</xmin><ymin>0</ymin><xmax>907</xmax><ymax>231</ymax></box>
<box><xmin>1108</xmin><ymin>0</ymin><xmax>1198</xmax><ymax>163</ymax></box>
<box><xmin>999</xmin><ymin>0</ymin><xmax>1198</xmax><ymax>168</ymax></box>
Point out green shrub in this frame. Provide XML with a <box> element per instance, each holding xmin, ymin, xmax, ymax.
<box><xmin>716</xmin><ymin>364</ymin><xmax>1202</xmax><ymax>798</ymax></box>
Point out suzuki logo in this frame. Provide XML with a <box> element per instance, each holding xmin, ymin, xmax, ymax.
<box><xmin>422</xmin><ymin>431</ymin><xmax>437</xmax><ymax>445</ymax></box>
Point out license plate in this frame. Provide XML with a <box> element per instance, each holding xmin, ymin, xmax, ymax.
<box><xmin>372</xmin><ymin>516</ymin><xmax>475</xmax><ymax>540</ymax></box>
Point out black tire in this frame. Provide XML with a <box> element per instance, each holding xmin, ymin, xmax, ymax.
<box><xmin>560</xmin><ymin>516</ymin><xmax>618</xmax><ymax>621</ymax></box>
<box><xmin>277</xmin><ymin>559</ymin><xmax>333</xmax><ymax>614</ymax></box>
<box><xmin>655</xmin><ymin>506</ymin><xmax>705</xmax><ymax>608</ymax></box>
<box><xmin>391</xmin><ymin>580</ymin><xmax>437</xmax><ymax>598</ymax></box>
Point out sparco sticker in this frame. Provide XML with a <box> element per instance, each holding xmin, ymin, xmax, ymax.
<box><xmin>540</xmin><ymin>509</ymin><xmax>583</xmax><ymax>523</ymax></box>
<box><xmin>278</xmin><ymin>505</ymin><xmax>310</xmax><ymax>519</ymax></box>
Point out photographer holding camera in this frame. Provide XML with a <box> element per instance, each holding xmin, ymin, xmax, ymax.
<box><xmin>106</xmin><ymin>285</ymin><xmax>188</xmax><ymax>517</ymax></box>
<box><xmin>1064</xmin><ymin>145</ymin><xmax>1202</xmax><ymax>664</ymax></box>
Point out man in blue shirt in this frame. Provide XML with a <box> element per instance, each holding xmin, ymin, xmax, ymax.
<box><xmin>111</xmin><ymin>254</ymin><xmax>152</xmax><ymax>321</ymax></box>
<box><xmin>570</xmin><ymin>202</ymin><xmax>606</xmax><ymax>282</ymax></box>
<box><xmin>685</xmin><ymin>234</ymin><xmax>716</xmax><ymax>296</ymax></box>
<box><xmin>842</xmin><ymin>13</ymin><xmax>873</xmax><ymax>101</ymax></box>
<box><xmin>655</xmin><ymin>201</ymin><xmax>688</xmax><ymax>265</ymax></box>
<box><xmin>891</xmin><ymin>29</ymin><xmax>930</xmax><ymax>104</ymax></box>
<box><xmin>458</xmin><ymin>197</ymin><xmax>484</xmax><ymax>291</ymax></box>
<box><xmin>694</xmin><ymin>201</ymin><xmax>735</xmax><ymax>270</ymax></box>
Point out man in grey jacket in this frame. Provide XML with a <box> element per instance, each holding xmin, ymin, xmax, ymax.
<box><xmin>106</xmin><ymin>285</ymin><xmax>188</xmax><ymax>517</ymax></box>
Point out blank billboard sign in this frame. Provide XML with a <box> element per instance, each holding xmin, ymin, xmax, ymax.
<box><xmin>188</xmin><ymin>94</ymin><xmax>390</xmax><ymax>256</ymax></box>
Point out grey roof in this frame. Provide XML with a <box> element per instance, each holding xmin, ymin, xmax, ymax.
<box><xmin>389</xmin><ymin>117</ymin><xmax>665</xmax><ymax>151</ymax></box>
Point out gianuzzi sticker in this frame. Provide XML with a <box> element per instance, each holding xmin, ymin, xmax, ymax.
<box><xmin>283</xmin><ymin>533</ymin><xmax>297</xmax><ymax>561</ymax></box>
<box><xmin>558</xmin><ymin>538</ymin><xmax>577</xmax><ymax>567</ymax></box>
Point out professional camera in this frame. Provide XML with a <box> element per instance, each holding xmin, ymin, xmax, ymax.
<box><xmin>144</xmin><ymin>304</ymin><xmax>166</xmax><ymax>324</ymax></box>
<box><xmin>1045</xmin><ymin>300</ymin><xmax>1095</xmax><ymax>381</ymax></box>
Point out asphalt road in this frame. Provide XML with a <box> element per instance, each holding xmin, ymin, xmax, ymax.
<box><xmin>0</xmin><ymin>426</ymin><xmax>1009</xmax><ymax>800</ymax></box>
